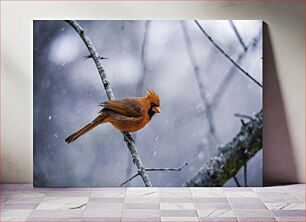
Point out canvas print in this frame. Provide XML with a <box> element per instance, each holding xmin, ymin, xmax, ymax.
<box><xmin>34</xmin><ymin>20</ymin><xmax>262</xmax><ymax>187</ymax></box>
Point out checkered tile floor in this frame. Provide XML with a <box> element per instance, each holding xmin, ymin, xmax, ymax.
<box><xmin>0</xmin><ymin>184</ymin><xmax>304</xmax><ymax>221</ymax></box>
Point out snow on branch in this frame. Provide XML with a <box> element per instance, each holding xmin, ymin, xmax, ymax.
<box><xmin>183</xmin><ymin>110</ymin><xmax>262</xmax><ymax>187</ymax></box>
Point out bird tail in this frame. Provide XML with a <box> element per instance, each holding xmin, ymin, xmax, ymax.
<box><xmin>65</xmin><ymin>114</ymin><xmax>106</xmax><ymax>144</ymax></box>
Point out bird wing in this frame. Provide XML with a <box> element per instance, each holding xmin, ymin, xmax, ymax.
<box><xmin>99</xmin><ymin>98</ymin><xmax>144</xmax><ymax>117</ymax></box>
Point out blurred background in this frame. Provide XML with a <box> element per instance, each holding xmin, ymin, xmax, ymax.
<box><xmin>34</xmin><ymin>20</ymin><xmax>262</xmax><ymax>187</ymax></box>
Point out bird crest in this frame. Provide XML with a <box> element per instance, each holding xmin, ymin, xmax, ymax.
<box><xmin>146</xmin><ymin>89</ymin><xmax>160</xmax><ymax>106</ymax></box>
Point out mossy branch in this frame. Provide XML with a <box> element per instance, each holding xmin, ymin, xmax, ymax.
<box><xmin>184</xmin><ymin>110</ymin><xmax>262</xmax><ymax>187</ymax></box>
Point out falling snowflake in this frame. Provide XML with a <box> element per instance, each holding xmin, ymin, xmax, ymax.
<box><xmin>153</xmin><ymin>151</ymin><xmax>157</xmax><ymax>157</ymax></box>
<box><xmin>198</xmin><ymin>152</ymin><xmax>204</xmax><ymax>160</ymax></box>
<box><xmin>48</xmin><ymin>115</ymin><xmax>52</xmax><ymax>120</ymax></box>
<box><xmin>53</xmin><ymin>132</ymin><xmax>59</xmax><ymax>138</ymax></box>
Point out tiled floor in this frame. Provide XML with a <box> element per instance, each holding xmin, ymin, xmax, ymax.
<box><xmin>0</xmin><ymin>184</ymin><xmax>304</xmax><ymax>222</ymax></box>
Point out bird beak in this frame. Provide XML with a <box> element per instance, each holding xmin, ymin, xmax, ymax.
<box><xmin>153</xmin><ymin>107</ymin><xmax>161</xmax><ymax>113</ymax></box>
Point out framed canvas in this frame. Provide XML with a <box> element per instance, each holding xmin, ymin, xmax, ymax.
<box><xmin>33</xmin><ymin>20</ymin><xmax>262</xmax><ymax>187</ymax></box>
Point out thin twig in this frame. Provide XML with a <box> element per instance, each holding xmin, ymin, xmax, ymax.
<box><xmin>234</xmin><ymin>113</ymin><xmax>254</xmax><ymax>121</ymax></box>
<box><xmin>180</xmin><ymin>21</ymin><xmax>220</xmax><ymax>146</ymax></box>
<box><xmin>121</xmin><ymin>162</ymin><xmax>188</xmax><ymax>186</ymax></box>
<box><xmin>83</xmin><ymin>55</ymin><xmax>108</xmax><ymax>60</ymax></box>
<box><xmin>120</xmin><ymin>173</ymin><xmax>140</xmax><ymax>186</ymax></box>
<box><xmin>211</xmin><ymin>30</ymin><xmax>262</xmax><ymax>110</ymax></box>
<box><xmin>146</xmin><ymin>162</ymin><xmax>188</xmax><ymax>171</ymax></box>
<box><xmin>194</xmin><ymin>20</ymin><xmax>262</xmax><ymax>88</ymax></box>
<box><xmin>65</xmin><ymin>20</ymin><xmax>152</xmax><ymax>187</ymax></box>
<box><xmin>233</xmin><ymin>175</ymin><xmax>241</xmax><ymax>187</ymax></box>
<box><xmin>229</xmin><ymin>20</ymin><xmax>247</xmax><ymax>52</ymax></box>
<box><xmin>244</xmin><ymin>163</ymin><xmax>248</xmax><ymax>187</ymax></box>
<box><xmin>137</xmin><ymin>20</ymin><xmax>151</xmax><ymax>96</ymax></box>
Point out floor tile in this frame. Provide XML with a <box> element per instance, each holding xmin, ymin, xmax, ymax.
<box><xmin>191</xmin><ymin>188</ymin><xmax>225</xmax><ymax>197</ymax></box>
<box><xmin>125</xmin><ymin>198</ymin><xmax>159</xmax><ymax>203</ymax></box>
<box><xmin>159</xmin><ymin>190</ymin><xmax>192</xmax><ymax>198</ymax></box>
<box><xmin>161</xmin><ymin>210</ymin><xmax>198</xmax><ymax>217</ymax></box>
<box><xmin>234</xmin><ymin>209</ymin><xmax>274</xmax><ymax>218</ymax></box>
<box><xmin>200</xmin><ymin>217</ymin><xmax>238</xmax><ymax>222</ymax></box>
<box><xmin>237</xmin><ymin>218</ymin><xmax>277</xmax><ymax>222</ymax></box>
<box><xmin>91</xmin><ymin>187</ymin><xmax>125</xmax><ymax>192</ymax></box>
<box><xmin>160</xmin><ymin>203</ymin><xmax>196</xmax><ymax>210</ymax></box>
<box><xmin>10</xmin><ymin>191</ymin><xmax>45</xmax><ymax>198</ymax></box>
<box><xmin>125</xmin><ymin>203</ymin><xmax>160</xmax><ymax>209</ymax></box>
<box><xmin>83</xmin><ymin>217</ymin><xmax>121</xmax><ymax>222</ymax></box>
<box><xmin>228</xmin><ymin>197</ymin><xmax>263</xmax><ymax>204</ymax></box>
<box><xmin>0</xmin><ymin>183</ymin><xmax>305</xmax><ymax>221</ymax></box>
<box><xmin>29</xmin><ymin>209</ymin><xmax>84</xmax><ymax>217</ymax></box>
<box><xmin>126</xmin><ymin>188</ymin><xmax>158</xmax><ymax>198</ymax></box>
<box><xmin>122</xmin><ymin>217</ymin><xmax>160</xmax><ymax>221</ymax></box>
<box><xmin>265</xmin><ymin>202</ymin><xmax>305</xmax><ymax>210</ymax></box>
<box><xmin>83</xmin><ymin>209</ymin><xmax>123</xmax><ymax>217</ymax></box>
<box><xmin>89</xmin><ymin>197</ymin><xmax>124</xmax><ymax>203</ymax></box>
<box><xmin>122</xmin><ymin>209</ymin><xmax>160</xmax><ymax>217</ymax></box>
<box><xmin>2</xmin><ymin>203</ymin><xmax>39</xmax><ymax>209</ymax></box>
<box><xmin>225</xmin><ymin>191</ymin><xmax>258</xmax><ymax>198</ymax></box>
<box><xmin>27</xmin><ymin>217</ymin><xmax>83</xmax><ymax>221</ymax></box>
<box><xmin>91</xmin><ymin>189</ymin><xmax>125</xmax><ymax>198</ymax></box>
<box><xmin>161</xmin><ymin>216</ymin><xmax>199</xmax><ymax>222</ymax></box>
<box><xmin>36</xmin><ymin>196</ymin><xmax>88</xmax><ymax>210</ymax></box>
<box><xmin>6</xmin><ymin>197</ymin><xmax>44</xmax><ymax>204</ymax></box>
<box><xmin>196</xmin><ymin>202</ymin><xmax>231</xmax><ymax>209</ymax></box>
<box><xmin>198</xmin><ymin>209</ymin><xmax>235</xmax><ymax>217</ymax></box>
<box><xmin>44</xmin><ymin>191</ymin><xmax>91</xmax><ymax>197</ymax></box>
<box><xmin>276</xmin><ymin>217</ymin><xmax>306</xmax><ymax>222</ymax></box>
<box><xmin>86</xmin><ymin>202</ymin><xmax>123</xmax><ymax>209</ymax></box>
<box><xmin>160</xmin><ymin>197</ymin><xmax>194</xmax><ymax>203</ymax></box>
<box><xmin>271</xmin><ymin>209</ymin><xmax>305</xmax><ymax>217</ymax></box>
<box><xmin>194</xmin><ymin>197</ymin><xmax>228</xmax><ymax>203</ymax></box>
<box><xmin>0</xmin><ymin>209</ymin><xmax>32</xmax><ymax>221</ymax></box>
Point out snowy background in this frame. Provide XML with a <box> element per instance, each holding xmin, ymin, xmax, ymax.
<box><xmin>33</xmin><ymin>20</ymin><xmax>262</xmax><ymax>187</ymax></box>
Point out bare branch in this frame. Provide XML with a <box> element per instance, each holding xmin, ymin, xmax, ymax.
<box><xmin>180</xmin><ymin>21</ymin><xmax>219</xmax><ymax>146</ymax></box>
<box><xmin>229</xmin><ymin>20</ymin><xmax>247</xmax><ymax>52</ymax></box>
<box><xmin>120</xmin><ymin>173</ymin><xmax>140</xmax><ymax>187</ymax></box>
<box><xmin>65</xmin><ymin>20</ymin><xmax>152</xmax><ymax>187</ymax></box>
<box><xmin>137</xmin><ymin>20</ymin><xmax>151</xmax><ymax>96</ymax></box>
<box><xmin>211</xmin><ymin>30</ymin><xmax>262</xmax><ymax>110</ymax></box>
<box><xmin>146</xmin><ymin>162</ymin><xmax>188</xmax><ymax>172</ymax></box>
<box><xmin>83</xmin><ymin>54</ymin><xmax>108</xmax><ymax>60</ymax></box>
<box><xmin>121</xmin><ymin>163</ymin><xmax>188</xmax><ymax>186</ymax></box>
<box><xmin>234</xmin><ymin>113</ymin><xmax>255</xmax><ymax>121</ymax></box>
<box><xmin>244</xmin><ymin>163</ymin><xmax>248</xmax><ymax>187</ymax></box>
<box><xmin>194</xmin><ymin>20</ymin><xmax>262</xmax><ymax>88</ymax></box>
<box><xmin>233</xmin><ymin>175</ymin><xmax>242</xmax><ymax>187</ymax></box>
<box><xmin>184</xmin><ymin>110</ymin><xmax>262</xmax><ymax>187</ymax></box>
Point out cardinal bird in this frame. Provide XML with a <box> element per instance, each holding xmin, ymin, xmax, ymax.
<box><xmin>65</xmin><ymin>89</ymin><xmax>160</xmax><ymax>144</ymax></box>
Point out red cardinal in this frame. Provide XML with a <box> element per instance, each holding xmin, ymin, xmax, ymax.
<box><xmin>65</xmin><ymin>89</ymin><xmax>160</xmax><ymax>143</ymax></box>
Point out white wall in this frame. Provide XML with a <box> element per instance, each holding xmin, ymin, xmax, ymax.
<box><xmin>1</xmin><ymin>1</ymin><xmax>304</xmax><ymax>184</ymax></box>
